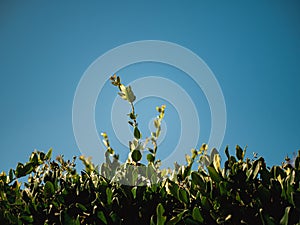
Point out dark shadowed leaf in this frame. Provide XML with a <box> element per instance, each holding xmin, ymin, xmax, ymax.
<box><xmin>132</xmin><ymin>149</ymin><xmax>142</xmax><ymax>162</ymax></box>
<box><xmin>44</xmin><ymin>181</ymin><xmax>55</xmax><ymax>198</ymax></box>
<box><xmin>97</xmin><ymin>211</ymin><xmax>108</xmax><ymax>225</ymax></box>
<box><xmin>147</xmin><ymin>153</ymin><xmax>155</xmax><ymax>163</ymax></box>
<box><xmin>225</xmin><ymin>146</ymin><xmax>230</xmax><ymax>159</ymax></box>
<box><xmin>134</xmin><ymin>126</ymin><xmax>141</xmax><ymax>139</ymax></box>
<box><xmin>236</xmin><ymin>145</ymin><xmax>244</xmax><ymax>160</ymax></box>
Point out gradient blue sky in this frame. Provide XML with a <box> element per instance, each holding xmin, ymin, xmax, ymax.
<box><xmin>1</xmin><ymin>1</ymin><xmax>300</xmax><ymax>172</ymax></box>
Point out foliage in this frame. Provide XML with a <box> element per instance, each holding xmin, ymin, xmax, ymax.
<box><xmin>1</xmin><ymin>75</ymin><xmax>300</xmax><ymax>224</ymax></box>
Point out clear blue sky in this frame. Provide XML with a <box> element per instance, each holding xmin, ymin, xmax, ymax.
<box><xmin>1</xmin><ymin>1</ymin><xmax>300</xmax><ymax>173</ymax></box>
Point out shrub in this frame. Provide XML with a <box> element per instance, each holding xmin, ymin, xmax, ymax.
<box><xmin>0</xmin><ymin>75</ymin><xmax>300</xmax><ymax>225</ymax></box>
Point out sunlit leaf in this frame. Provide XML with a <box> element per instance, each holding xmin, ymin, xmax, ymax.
<box><xmin>213</xmin><ymin>153</ymin><xmax>221</xmax><ymax>172</ymax></box>
<box><xmin>119</xmin><ymin>84</ymin><xmax>136</xmax><ymax>103</ymax></box>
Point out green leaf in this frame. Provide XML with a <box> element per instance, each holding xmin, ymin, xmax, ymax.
<box><xmin>147</xmin><ymin>153</ymin><xmax>155</xmax><ymax>163</ymax></box>
<box><xmin>131</xmin><ymin>149</ymin><xmax>142</xmax><ymax>162</ymax></box>
<box><xmin>247</xmin><ymin>158</ymin><xmax>262</xmax><ymax>181</ymax></box>
<box><xmin>134</xmin><ymin>126</ymin><xmax>141</xmax><ymax>139</ymax></box>
<box><xmin>30</xmin><ymin>152</ymin><xmax>39</xmax><ymax>165</ymax></box>
<box><xmin>147</xmin><ymin>163</ymin><xmax>156</xmax><ymax>179</ymax></box>
<box><xmin>271</xmin><ymin>166</ymin><xmax>285</xmax><ymax>179</ymax></box>
<box><xmin>201</xmin><ymin>196</ymin><xmax>211</xmax><ymax>210</ymax></box>
<box><xmin>191</xmin><ymin>171</ymin><xmax>204</xmax><ymax>187</ymax></box>
<box><xmin>119</xmin><ymin>84</ymin><xmax>136</xmax><ymax>103</ymax></box>
<box><xmin>213</xmin><ymin>153</ymin><xmax>221</xmax><ymax>172</ymax></box>
<box><xmin>192</xmin><ymin>207</ymin><xmax>204</xmax><ymax>223</ymax></box>
<box><xmin>21</xmin><ymin>215</ymin><xmax>34</xmax><ymax>223</ymax></box>
<box><xmin>200</xmin><ymin>143</ymin><xmax>208</xmax><ymax>151</ymax></box>
<box><xmin>178</xmin><ymin>188</ymin><xmax>189</xmax><ymax>205</ymax></box>
<box><xmin>236</xmin><ymin>145</ymin><xmax>244</xmax><ymax>160</ymax></box>
<box><xmin>131</xmin><ymin>186</ymin><xmax>137</xmax><ymax>199</ymax></box>
<box><xmin>166</xmin><ymin>210</ymin><xmax>187</xmax><ymax>225</ymax></box>
<box><xmin>183</xmin><ymin>165</ymin><xmax>191</xmax><ymax>179</ymax></box>
<box><xmin>257</xmin><ymin>184</ymin><xmax>271</xmax><ymax>204</ymax></box>
<box><xmin>9</xmin><ymin>169</ymin><xmax>14</xmax><ymax>182</ymax></box>
<box><xmin>207</xmin><ymin>166</ymin><xmax>222</xmax><ymax>183</ymax></box>
<box><xmin>109</xmin><ymin>213</ymin><xmax>120</xmax><ymax>224</ymax></box>
<box><xmin>210</xmin><ymin>148</ymin><xmax>219</xmax><ymax>162</ymax></box>
<box><xmin>150</xmin><ymin>216</ymin><xmax>156</xmax><ymax>225</ymax></box>
<box><xmin>15</xmin><ymin>163</ymin><xmax>24</xmax><ymax>178</ymax></box>
<box><xmin>74</xmin><ymin>215</ymin><xmax>80</xmax><ymax>225</ymax></box>
<box><xmin>39</xmin><ymin>151</ymin><xmax>46</xmax><ymax>161</ymax></box>
<box><xmin>129</xmin><ymin>112</ymin><xmax>136</xmax><ymax>120</ymax></box>
<box><xmin>156</xmin><ymin>203</ymin><xmax>166</xmax><ymax>225</ymax></box>
<box><xmin>154</xmin><ymin>119</ymin><xmax>159</xmax><ymax>128</ymax></box>
<box><xmin>97</xmin><ymin>211</ymin><xmax>108</xmax><ymax>225</ymax></box>
<box><xmin>260</xmin><ymin>167</ymin><xmax>271</xmax><ymax>186</ymax></box>
<box><xmin>219</xmin><ymin>181</ymin><xmax>228</xmax><ymax>196</ymax></box>
<box><xmin>167</xmin><ymin>180</ymin><xmax>179</xmax><ymax>198</ymax></box>
<box><xmin>225</xmin><ymin>146</ymin><xmax>230</xmax><ymax>159</ymax></box>
<box><xmin>106</xmin><ymin>187</ymin><xmax>113</xmax><ymax>205</ymax></box>
<box><xmin>280</xmin><ymin>207</ymin><xmax>291</xmax><ymax>225</ymax></box>
<box><xmin>75</xmin><ymin>203</ymin><xmax>87</xmax><ymax>211</ymax></box>
<box><xmin>44</xmin><ymin>181</ymin><xmax>55</xmax><ymax>198</ymax></box>
<box><xmin>45</xmin><ymin>148</ymin><xmax>53</xmax><ymax>160</ymax></box>
<box><xmin>15</xmin><ymin>163</ymin><xmax>33</xmax><ymax>178</ymax></box>
<box><xmin>23</xmin><ymin>163</ymin><xmax>33</xmax><ymax>175</ymax></box>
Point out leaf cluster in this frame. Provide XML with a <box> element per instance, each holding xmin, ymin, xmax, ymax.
<box><xmin>1</xmin><ymin>147</ymin><xmax>300</xmax><ymax>224</ymax></box>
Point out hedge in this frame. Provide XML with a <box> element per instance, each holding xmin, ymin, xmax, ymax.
<box><xmin>0</xmin><ymin>75</ymin><xmax>299</xmax><ymax>225</ymax></box>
